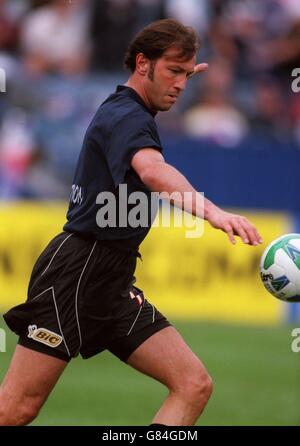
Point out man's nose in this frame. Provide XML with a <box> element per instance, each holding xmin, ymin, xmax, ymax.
<box><xmin>174</xmin><ymin>76</ymin><xmax>187</xmax><ymax>92</ymax></box>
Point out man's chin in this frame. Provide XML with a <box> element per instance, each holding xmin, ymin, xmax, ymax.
<box><xmin>157</xmin><ymin>103</ymin><xmax>173</xmax><ymax>112</ymax></box>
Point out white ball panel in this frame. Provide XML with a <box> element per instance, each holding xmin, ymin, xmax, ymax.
<box><xmin>289</xmin><ymin>238</ymin><xmax>300</xmax><ymax>250</ymax></box>
<box><xmin>275</xmin><ymin>248</ymin><xmax>300</xmax><ymax>288</ymax></box>
<box><xmin>275</xmin><ymin>281</ymin><xmax>297</xmax><ymax>299</ymax></box>
<box><xmin>263</xmin><ymin>262</ymin><xmax>285</xmax><ymax>277</ymax></box>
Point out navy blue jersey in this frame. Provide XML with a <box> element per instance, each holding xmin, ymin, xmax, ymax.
<box><xmin>63</xmin><ymin>85</ymin><xmax>162</xmax><ymax>247</ymax></box>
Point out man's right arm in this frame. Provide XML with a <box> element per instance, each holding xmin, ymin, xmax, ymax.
<box><xmin>131</xmin><ymin>148</ymin><xmax>263</xmax><ymax>246</ymax></box>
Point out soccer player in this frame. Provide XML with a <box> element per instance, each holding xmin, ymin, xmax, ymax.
<box><xmin>0</xmin><ymin>19</ymin><xmax>263</xmax><ymax>426</ymax></box>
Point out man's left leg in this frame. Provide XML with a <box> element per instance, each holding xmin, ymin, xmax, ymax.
<box><xmin>126</xmin><ymin>325</ymin><xmax>213</xmax><ymax>426</ymax></box>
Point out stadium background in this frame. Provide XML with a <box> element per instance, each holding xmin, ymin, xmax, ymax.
<box><xmin>0</xmin><ymin>0</ymin><xmax>299</xmax><ymax>425</ymax></box>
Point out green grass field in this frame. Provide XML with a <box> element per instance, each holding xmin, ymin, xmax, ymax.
<box><xmin>0</xmin><ymin>320</ymin><xmax>299</xmax><ymax>426</ymax></box>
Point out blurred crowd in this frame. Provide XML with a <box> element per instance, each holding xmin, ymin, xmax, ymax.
<box><xmin>0</xmin><ymin>0</ymin><xmax>300</xmax><ymax>199</ymax></box>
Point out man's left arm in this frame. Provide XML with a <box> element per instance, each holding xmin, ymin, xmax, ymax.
<box><xmin>131</xmin><ymin>148</ymin><xmax>263</xmax><ymax>246</ymax></box>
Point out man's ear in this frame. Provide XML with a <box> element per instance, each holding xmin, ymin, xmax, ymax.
<box><xmin>136</xmin><ymin>53</ymin><xmax>149</xmax><ymax>76</ymax></box>
<box><xmin>141</xmin><ymin>62</ymin><xmax>148</xmax><ymax>75</ymax></box>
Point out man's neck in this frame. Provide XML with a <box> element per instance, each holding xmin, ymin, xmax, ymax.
<box><xmin>125</xmin><ymin>76</ymin><xmax>154</xmax><ymax>112</ymax></box>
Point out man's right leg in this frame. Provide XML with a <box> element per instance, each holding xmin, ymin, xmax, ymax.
<box><xmin>0</xmin><ymin>344</ymin><xmax>68</xmax><ymax>425</ymax></box>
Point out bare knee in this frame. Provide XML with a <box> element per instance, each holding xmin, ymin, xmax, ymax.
<box><xmin>0</xmin><ymin>389</ymin><xmax>41</xmax><ymax>426</ymax></box>
<box><xmin>181</xmin><ymin>371</ymin><xmax>213</xmax><ymax>406</ymax></box>
<box><xmin>11</xmin><ymin>404</ymin><xmax>39</xmax><ymax>426</ymax></box>
<box><xmin>194</xmin><ymin>371</ymin><xmax>213</xmax><ymax>403</ymax></box>
<box><xmin>0</xmin><ymin>402</ymin><xmax>40</xmax><ymax>426</ymax></box>
<box><xmin>16</xmin><ymin>399</ymin><xmax>40</xmax><ymax>425</ymax></box>
<box><xmin>170</xmin><ymin>364</ymin><xmax>213</xmax><ymax>407</ymax></box>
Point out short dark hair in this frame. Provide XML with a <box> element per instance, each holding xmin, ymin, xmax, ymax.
<box><xmin>124</xmin><ymin>19</ymin><xmax>200</xmax><ymax>72</ymax></box>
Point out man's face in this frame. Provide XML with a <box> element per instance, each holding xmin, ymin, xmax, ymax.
<box><xmin>143</xmin><ymin>47</ymin><xmax>196</xmax><ymax>112</ymax></box>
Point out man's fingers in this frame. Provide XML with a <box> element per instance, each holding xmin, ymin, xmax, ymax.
<box><xmin>231</xmin><ymin>218</ymin><xmax>263</xmax><ymax>246</ymax></box>
<box><xmin>232</xmin><ymin>220</ymin><xmax>249</xmax><ymax>244</ymax></box>
<box><xmin>215</xmin><ymin>211</ymin><xmax>263</xmax><ymax>246</ymax></box>
<box><xmin>224</xmin><ymin>224</ymin><xmax>236</xmax><ymax>245</ymax></box>
<box><xmin>188</xmin><ymin>63</ymin><xmax>208</xmax><ymax>78</ymax></box>
<box><xmin>253</xmin><ymin>227</ymin><xmax>264</xmax><ymax>244</ymax></box>
<box><xmin>239</xmin><ymin>218</ymin><xmax>264</xmax><ymax>245</ymax></box>
<box><xmin>247</xmin><ymin>227</ymin><xmax>262</xmax><ymax>246</ymax></box>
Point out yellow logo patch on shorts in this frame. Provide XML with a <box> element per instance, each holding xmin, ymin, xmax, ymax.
<box><xmin>27</xmin><ymin>325</ymin><xmax>62</xmax><ymax>348</ymax></box>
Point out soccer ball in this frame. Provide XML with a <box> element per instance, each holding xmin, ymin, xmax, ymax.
<box><xmin>260</xmin><ymin>233</ymin><xmax>300</xmax><ymax>302</ymax></box>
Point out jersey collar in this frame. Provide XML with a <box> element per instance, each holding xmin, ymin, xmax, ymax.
<box><xmin>116</xmin><ymin>85</ymin><xmax>157</xmax><ymax>117</ymax></box>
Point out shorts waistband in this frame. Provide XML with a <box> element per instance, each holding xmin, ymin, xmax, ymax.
<box><xmin>64</xmin><ymin>231</ymin><xmax>142</xmax><ymax>259</ymax></box>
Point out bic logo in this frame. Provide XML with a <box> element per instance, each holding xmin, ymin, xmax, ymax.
<box><xmin>28</xmin><ymin>325</ymin><xmax>62</xmax><ymax>348</ymax></box>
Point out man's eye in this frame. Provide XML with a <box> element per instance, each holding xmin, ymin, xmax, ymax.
<box><xmin>170</xmin><ymin>69</ymin><xmax>180</xmax><ymax>74</ymax></box>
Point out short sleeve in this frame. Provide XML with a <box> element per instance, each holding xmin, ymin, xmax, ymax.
<box><xmin>104</xmin><ymin>112</ymin><xmax>162</xmax><ymax>187</ymax></box>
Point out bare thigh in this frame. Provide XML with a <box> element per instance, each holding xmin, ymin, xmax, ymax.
<box><xmin>126</xmin><ymin>326</ymin><xmax>209</xmax><ymax>390</ymax></box>
<box><xmin>1</xmin><ymin>344</ymin><xmax>68</xmax><ymax>411</ymax></box>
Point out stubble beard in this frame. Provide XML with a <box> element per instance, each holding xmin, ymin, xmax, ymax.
<box><xmin>147</xmin><ymin>60</ymin><xmax>172</xmax><ymax>112</ymax></box>
<box><xmin>147</xmin><ymin>60</ymin><xmax>156</xmax><ymax>82</ymax></box>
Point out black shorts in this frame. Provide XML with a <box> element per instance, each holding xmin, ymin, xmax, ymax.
<box><xmin>3</xmin><ymin>232</ymin><xmax>171</xmax><ymax>363</ymax></box>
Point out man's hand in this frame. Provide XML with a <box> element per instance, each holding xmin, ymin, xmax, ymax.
<box><xmin>206</xmin><ymin>208</ymin><xmax>263</xmax><ymax>246</ymax></box>
<box><xmin>187</xmin><ymin>63</ymin><xmax>208</xmax><ymax>79</ymax></box>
